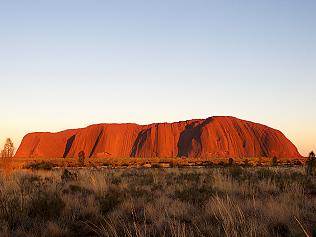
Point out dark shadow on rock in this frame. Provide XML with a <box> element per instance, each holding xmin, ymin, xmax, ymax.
<box><xmin>89</xmin><ymin>129</ymin><xmax>104</xmax><ymax>158</ymax></box>
<box><xmin>130</xmin><ymin>128</ymin><xmax>151</xmax><ymax>157</ymax></box>
<box><xmin>177</xmin><ymin>117</ymin><xmax>213</xmax><ymax>157</ymax></box>
<box><xmin>63</xmin><ymin>135</ymin><xmax>76</xmax><ymax>158</ymax></box>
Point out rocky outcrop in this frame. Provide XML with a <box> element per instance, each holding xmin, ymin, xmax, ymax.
<box><xmin>15</xmin><ymin>116</ymin><xmax>301</xmax><ymax>158</ymax></box>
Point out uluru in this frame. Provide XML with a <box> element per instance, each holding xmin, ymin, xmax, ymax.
<box><xmin>14</xmin><ymin>116</ymin><xmax>301</xmax><ymax>159</ymax></box>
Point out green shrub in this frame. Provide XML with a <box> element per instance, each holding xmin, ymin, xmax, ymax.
<box><xmin>78</xmin><ymin>151</ymin><xmax>85</xmax><ymax>166</ymax></box>
<box><xmin>228</xmin><ymin>166</ymin><xmax>245</xmax><ymax>180</ymax></box>
<box><xmin>293</xmin><ymin>159</ymin><xmax>303</xmax><ymax>166</ymax></box>
<box><xmin>271</xmin><ymin>157</ymin><xmax>278</xmax><ymax>166</ymax></box>
<box><xmin>174</xmin><ymin>185</ymin><xmax>213</xmax><ymax>205</ymax></box>
<box><xmin>28</xmin><ymin>192</ymin><xmax>65</xmax><ymax>219</ymax></box>
<box><xmin>63</xmin><ymin>184</ymin><xmax>93</xmax><ymax>197</ymax></box>
<box><xmin>98</xmin><ymin>189</ymin><xmax>122</xmax><ymax>214</ymax></box>
<box><xmin>218</xmin><ymin>161</ymin><xmax>225</xmax><ymax>166</ymax></box>
<box><xmin>151</xmin><ymin>163</ymin><xmax>160</xmax><ymax>168</ymax></box>
<box><xmin>202</xmin><ymin>161</ymin><xmax>214</xmax><ymax>167</ymax></box>
<box><xmin>242</xmin><ymin>159</ymin><xmax>251</xmax><ymax>167</ymax></box>
<box><xmin>61</xmin><ymin>169</ymin><xmax>77</xmax><ymax>182</ymax></box>
<box><xmin>269</xmin><ymin>222</ymin><xmax>290</xmax><ymax>237</ymax></box>
<box><xmin>25</xmin><ymin>161</ymin><xmax>55</xmax><ymax>170</ymax></box>
<box><xmin>0</xmin><ymin>194</ymin><xmax>21</xmax><ymax>228</ymax></box>
<box><xmin>228</xmin><ymin>158</ymin><xmax>234</xmax><ymax>166</ymax></box>
<box><xmin>306</xmin><ymin>151</ymin><xmax>316</xmax><ymax>176</ymax></box>
<box><xmin>256</xmin><ymin>168</ymin><xmax>273</xmax><ymax>177</ymax></box>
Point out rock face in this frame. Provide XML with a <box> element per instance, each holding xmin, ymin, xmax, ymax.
<box><xmin>15</xmin><ymin>116</ymin><xmax>301</xmax><ymax>158</ymax></box>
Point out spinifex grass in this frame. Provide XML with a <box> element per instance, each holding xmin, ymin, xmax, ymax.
<box><xmin>0</xmin><ymin>167</ymin><xmax>314</xmax><ymax>236</ymax></box>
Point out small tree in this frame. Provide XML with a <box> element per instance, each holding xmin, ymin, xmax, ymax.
<box><xmin>306</xmin><ymin>151</ymin><xmax>315</xmax><ymax>176</ymax></box>
<box><xmin>78</xmin><ymin>151</ymin><xmax>85</xmax><ymax>166</ymax></box>
<box><xmin>1</xmin><ymin>138</ymin><xmax>14</xmax><ymax>158</ymax></box>
<box><xmin>228</xmin><ymin>158</ymin><xmax>234</xmax><ymax>166</ymax></box>
<box><xmin>272</xmin><ymin>156</ymin><xmax>278</xmax><ymax>167</ymax></box>
<box><xmin>243</xmin><ymin>158</ymin><xmax>250</xmax><ymax>167</ymax></box>
<box><xmin>256</xmin><ymin>157</ymin><xmax>263</xmax><ymax>167</ymax></box>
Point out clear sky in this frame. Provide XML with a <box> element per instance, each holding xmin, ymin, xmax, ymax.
<box><xmin>0</xmin><ymin>0</ymin><xmax>315</xmax><ymax>156</ymax></box>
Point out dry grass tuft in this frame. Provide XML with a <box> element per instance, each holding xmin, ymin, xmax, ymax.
<box><xmin>0</xmin><ymin>166</ymin><xmax>314</xmax><ymax>236</ymax></box>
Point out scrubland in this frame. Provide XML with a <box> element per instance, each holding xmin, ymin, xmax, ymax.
<box><xmin>0</xmin><ymin>166</ymin><xmax>315</xmax><ymax>237</ymax></box>
<box><xmin>0</xmin><ymin>156</ymin><xmax>306</xmax><ymax>171</ymax></box>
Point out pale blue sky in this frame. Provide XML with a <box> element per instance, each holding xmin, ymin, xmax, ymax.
<box><xmin>0</xmin><ymin>0</ymin><xmax>315</xmax><ymax>155</ymax></box>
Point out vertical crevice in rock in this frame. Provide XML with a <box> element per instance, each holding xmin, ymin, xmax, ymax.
<box><xmin>89</xmin><ymin>128</ymin><xmax>104</xmax><ymax>158</ymax></box>
<box><xmin>63</xmin><ymin>134</ymin><xmax>76</xmax><ymax>158</ymax></box>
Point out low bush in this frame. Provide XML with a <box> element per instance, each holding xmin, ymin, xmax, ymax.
<box><xmin>174</xmin><ymin>185</ymin><xmax>213</xmax><ymax>205</ymax></box>
<box><xmin>28</xmin><ymin>192</ymin><xmax>65</xmax><ymax>219</ymax></box>
<box><xmin>24</xmin><ymin>161</ymin><xmax>55</xmax><ymax>170</ymax></box>
<box><xmin>61</xmin><ymin>169</ymin><xmax>77</xmax><ymax>182</ymax></box>
<box><xmin>98</xmin><ymin>188</ymin><xmax>122</xmax><ymax>214</ymax></box>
